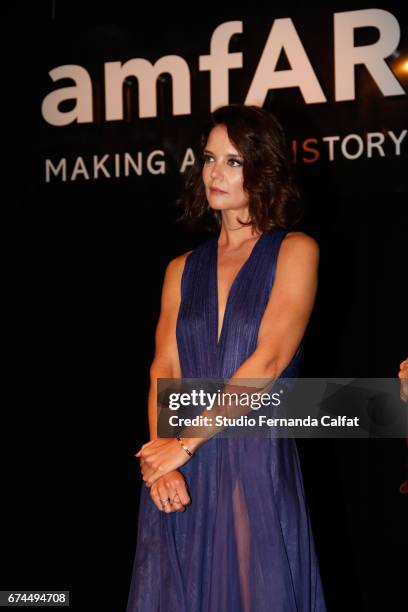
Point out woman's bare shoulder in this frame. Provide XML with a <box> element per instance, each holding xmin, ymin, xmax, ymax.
<box><xmin>162</xmin><ymin>250</ymin><xmax>194</xmax><ymax>297</ymax></box>
<box><xmin>283</xmin><ymin>230</ymin><xmax>319</xmax><ymax>249</ymax></box>
<box><xmin>274</xmin><ymin>231</ymin><xmax>319</xmax><ymax>281</ymax></box>
<box><xmin>166</xmin><ymin>250</ymin><xmax>193</xmax><ymax>277</ymax></box>
<box><xmin>280</xmin><ymin>231</ymin><xmax>319</xmax><ymax>259</ymax></box>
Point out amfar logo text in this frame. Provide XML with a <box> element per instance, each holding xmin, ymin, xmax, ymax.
<box><xmin>41</xmin><ymin>10</ymin><xmax>406</xmax><ymax>126</ymax></box>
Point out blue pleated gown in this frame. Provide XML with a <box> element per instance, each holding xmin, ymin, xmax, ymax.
<box><xmin>126</xmin><ymin>229</ymin><xmax>327</xmax><ymax>611</ymax></box>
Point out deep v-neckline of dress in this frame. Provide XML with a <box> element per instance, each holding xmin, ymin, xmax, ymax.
<box><xmin>213</xmin><ymin>232</ymin><xmax>265</xmax><ymax>348</ymax></box>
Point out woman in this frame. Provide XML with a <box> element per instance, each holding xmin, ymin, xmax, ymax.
<box><xmin>126</xmin><ymin>105</ymin><xmax>327</xmax><ymax>611</ymax></box>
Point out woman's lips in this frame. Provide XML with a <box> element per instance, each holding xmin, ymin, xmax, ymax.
<box><xmin>210</xmin><ymin>187</ymin><xmax>227</xmax><ymax>194</ymax></box>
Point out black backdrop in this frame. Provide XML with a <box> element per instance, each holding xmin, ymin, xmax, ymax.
<box><xmin>13</xmin><ymin>4</ymin><xmax>407</xmax><ymax>611</ymax></box>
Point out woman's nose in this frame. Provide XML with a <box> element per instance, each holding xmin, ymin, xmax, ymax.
<box><xmin>210</xmin><ymin>162</ymin><xmax>223</xmax><ymax>179</ymax></box>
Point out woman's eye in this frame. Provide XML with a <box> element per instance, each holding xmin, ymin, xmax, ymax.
<box><xmin>202</xmin><ymin>154</ymin><xmax>242</xmax><ymax>166</ymax></box>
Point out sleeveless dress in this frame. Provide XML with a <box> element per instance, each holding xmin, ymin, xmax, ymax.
<box><xmin>126</xmin><ymin>229</ymin><xmax>327</xmax><ymax>611</ymax></box>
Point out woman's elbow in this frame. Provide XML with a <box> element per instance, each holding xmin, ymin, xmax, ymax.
<box><xmin>263</xmin><ymin>358</ymin><xmax>283</xmax><ymax>380</ymax></box>
<box><xmin>263</xmin><ymin>351</ymin><xmax>297</xmax><ymax>379</ymax></box>
<box><xmin>149</xmin><ymin>358</ymin><xmax>179</xmax><ymax>380</ymax></box>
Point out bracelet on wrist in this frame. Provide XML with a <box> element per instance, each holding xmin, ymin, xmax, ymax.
<box><xmin>176</xmin><ymin>434</ymin><xmax>194</xmax><ymax>457</ymax></box>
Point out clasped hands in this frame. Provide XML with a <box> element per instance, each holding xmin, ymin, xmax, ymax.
<box><xmin>134</xmin><ymin>437</ymin><xmax>193</xmax><ymax>513</ymax></box>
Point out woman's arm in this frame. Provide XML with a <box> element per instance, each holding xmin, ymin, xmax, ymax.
<box><xmin>181</xmin><ymin>231</ymin><xmax>319</xmax><ymax>450</ymax></box>
<box><xmin>139</xmin><ymin>252</ymin><xmax>195</xmax><ymax>512</ymax></box>
<box><xmin>247</xmin><ymin>231</ymin><xmax>319</xmax><ymax>379</ymax></box>
<box><xmin>147</xmin><ymin>253</ymin><xmax>189</xmax><ymax>440</ymax></box>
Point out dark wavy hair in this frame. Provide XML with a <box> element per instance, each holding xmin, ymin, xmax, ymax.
<box><xmin>178</xmin><ymin>104</ymin><xmax>302</xmax><ymax>233</ymax></box>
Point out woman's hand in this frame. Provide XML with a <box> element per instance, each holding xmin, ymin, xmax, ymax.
<box><xmin>135</xmin><ymin>438</ymin><xmax>192</xmax><ymax>487</ymax></box>
<box><xmin>149</xmin><ymin>470</ymin><xmax>191</xmax><ymax>513</ymax></box>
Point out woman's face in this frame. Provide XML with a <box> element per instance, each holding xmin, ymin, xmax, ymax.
<box><xmin>202</xmin><ymin>124</ymin><xmax>249</xmax><ymax>213</ymax></box>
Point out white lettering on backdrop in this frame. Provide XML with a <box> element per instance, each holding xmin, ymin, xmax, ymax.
<box><xmin>44</xmin><ymin>129</ymin><xmax>407</xmax><ymax>182</ymax></box>
<box><xmin>41</xmin><ymin>10</ymin><xmax>405</xmax><ymax>126</ymax></box>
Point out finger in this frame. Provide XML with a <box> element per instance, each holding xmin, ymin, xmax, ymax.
<box><xmin>134</xmin><ymin>439</ymin><xmax>156</xmax><ymax>456</ymax></box>
<box><xmin>150</xmin><ymin>487</ymin><xmax>167</xmax><ymax>512</ymax></box>
<box><xmin>157</xmin><ymin>484</ymin><xmax>172</xmax><ymax>514</ymax></box>
<box><xmin>144</xmin><ymin>459</ymin><xmax>171</xmax><ymax>487</ymax></box>
<box><xmin>145</xmin><ymin>468</ymin><xmax>165</xmax><ymax>488</ymax></box>
<box><xmin>161</xmin><ymin>482</ymin><xmax>186</xmax><ymax>512</ymax></box>
<box><xmin>172</xmin><ymin>498</ymin><xmax>186</xmax><ymax>512</ymax></box>
<box><xmin>142</xmin><ymin>465</ymin><xmax>156</xmax><ymax>484</ymax></box>
<box><xmin>139</xmin><ymin>461</ymin><xmax>147</xmax><ymax>478</ymax></box>
<box><xmin>173</xmin><ymin>483</ymin><xmax>191</xmax><ymax>506</ymax></box>
<box><xmin>140</xmin><ymin>460</ymin><xmax>151</xmax><ymax>477</ymax></box>
<box><xmin>139</xmin><ymin>458</ymin><xmax>155</xmax><ymax>481</ymax></box>
<box><xmin>135</xmin><ymin>446</ymin><xmax>155</xmax><ymax>460</ymax></box>
<box><xmin>170</xmin><ymin>492</ymin><xmax>186</xmax><ymax>512</ymax></box>
<box><xmin>142</xmin><ymin>459</ymin><xmax>164</xmax><ymax>478</ymax></box>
